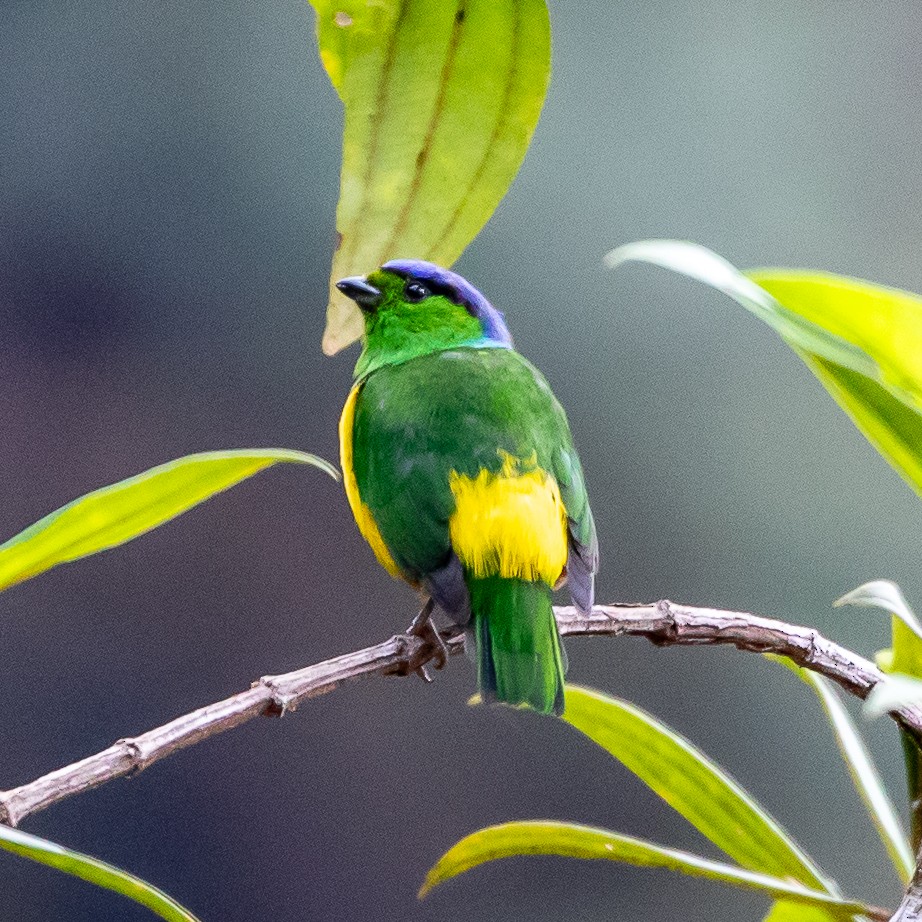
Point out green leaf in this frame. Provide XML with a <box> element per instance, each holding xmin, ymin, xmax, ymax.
<box><xmin>0</xmin><ymin>449</ymin><xmax>338</xmax><ymax>592</ymax></box>
<box><xmin>749</xmin><ymin>271</ymin><xmax>922</xmax><ymax>412</ymax></box>
<box><xmin>772</xmin><ymin>657</ymin><xmax>913</xmax><ymax>883</ymax></box>
<box><xmin>561</xmin><ymin>686</ymin><xmax>834</xmax><ymax>891</ymax></box>
<box><xmin>310</xmin><ymin>0</ymin><xmax>551</xmax><ymax>354</ymax></box>
<box><xmin>605</xmin><ymin>240</ymin><xmax>922</xmax><ymax>497</ymax></box>
<box><xmin>801</xmin><ymin>356</ymin><xmax>922</xmax><ymax>498</ymax></box>
<box><xmin>835</xmin><ymin>581</ymin><xmax>922</xmax><ymax>673</ymax></box>
<box><xmin>762</xmin><ymin>902</ymin><xmax>847</xmax><ymax>922</ymax></box>
<box><xmin>0</xmin><ymin>823</ymin><xmax>200</xmax><ymax>921</ymax></box>
<box><xmin>420</xmin><ymin>820</ymin><xmax>872</xmax><ymax>919</ymax></box>
<box><xmin>604</xmin><ymin>241</ymin><xmax>876</xmax><ymax>377</ymax></box>
<box><xmin>837</xmin><ymin>581</ymin><xmax>922</xmax><ymax>853</ymax></box>
<box><xmin>865</xmin><ymin>673</ymin><xmax>922</xmax><ymax>718</ymax></box>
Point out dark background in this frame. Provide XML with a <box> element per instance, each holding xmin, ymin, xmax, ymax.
<box><xmin>2</xmin><ymin>1</ymin><xmax>922</xmax><ymax>919</ymax></box>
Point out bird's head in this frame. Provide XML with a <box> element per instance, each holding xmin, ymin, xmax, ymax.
<box><xmin>336</xmin><ymin>259</ymin><xmax>512</xmax><ymax>378</ymax></box>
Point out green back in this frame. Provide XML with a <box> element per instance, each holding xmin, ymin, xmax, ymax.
<box><xmin>350</xmin><ymin>345</ymin><xmax>596</xmax><ymax>585</ymax></box>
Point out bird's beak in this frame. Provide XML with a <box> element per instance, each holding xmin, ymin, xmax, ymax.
<box><xmin>335</xmin><ymin>276</ymin><xmax>382</xmax><ymax>312</ymax></box>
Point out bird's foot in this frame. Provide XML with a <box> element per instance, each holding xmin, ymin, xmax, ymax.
<box><xmin>398</xmin><ymin>598</ymin><xmax>449</xmax><ymax>682</ymax></box>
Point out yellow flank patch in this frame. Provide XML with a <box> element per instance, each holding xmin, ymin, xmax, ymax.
<box><xmin>448</xmin><ymin>452</ymin><xmax>568</xmax><ymax>585</ymax></box>
<box><xmin>339</xmin><ymin>385</ymin><xmax>402</xmax><ymax>579</ymax></box>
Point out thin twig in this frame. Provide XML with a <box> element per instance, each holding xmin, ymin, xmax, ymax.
<box><xmin>0</xmin><ymin>600</ymin><xmax>918</xmax><ymax>829</ymax></box>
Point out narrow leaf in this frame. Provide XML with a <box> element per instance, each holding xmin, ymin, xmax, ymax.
<box><xmin>835</xmin><ymin>581</ymin><xmax>922</xmax><ymax>642</ymax></box>
<box><xmin>0</xmin><ymin>824</ymin><xmax>200</xmax><ymax>922</ymax></box>
<box><xmin>420</xmin><ymin>820</ymin><xmax>871</xmax><ymax>919</ymax></box>
<box><xmin>310</xmin><ymin>0</ymin><xmax>551</xmax><ymax>354</ymax></box>
<box><xmin>802</xmin><ymin>354</ymin><xmax>922</xmax><ymax>499</ymax></box>
<box><xmin>837</xmin><ymin>581</ymin><xmax>922</xmax><ymax>853</ymax></box>
<box><xmin>749</xmin><ymin>271</ymin><xmax>922</xmax><ymax>412</ymax></box>
<box><xmin>865</xmin><ymin>674</ymin><xmax>922</xmax><ymax>718</ymax></box>
<box><xmin>762</xmin><ymin>903</ymin><xmax>848</xmax><ymax>922</ymax></box>
<box><xmin>561</xmin><ymin>685</ymin><xmax>834</xmax><ymax>891</ymax></box>
<box><xmin>604</xmin><ymin>241</ymin><xmax>875</xmax><ymax>377</ymax></box>
<box><xmin>773</xmin><ymin>657</ymin><xmax>913</xmax><ymax>882</ymax></box>
<box><xmin>0</xmin><ymin>449</ymin><xmax>338</xmax><ymax>592</ymax></box>
<box><xmin>605</xmin><ymin>240</ymin><xmax>922</xmax><ymax>498</ymax></box>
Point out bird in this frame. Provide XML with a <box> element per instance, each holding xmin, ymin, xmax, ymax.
<box><xmin>336</xmin><ymin>259</ymin><xmax>597</xmax><ymax>715</ymax></box>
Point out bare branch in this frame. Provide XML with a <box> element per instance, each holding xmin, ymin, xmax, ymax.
<box><xmin>1</xmin><ymin>600</ymin><xmax>917</xmax><ymax>829</ymax></box>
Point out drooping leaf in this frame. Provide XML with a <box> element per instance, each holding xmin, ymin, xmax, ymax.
<box><xmin>310</xmin><ymin>0</ymin><xmax>551</xmax><ymax>354</ymax></box>
<box><xmin>865</xmin><ymin>674</ymin><xmax>922</xmax><ymax>719</ymax></box>
<box><xmin>420</xmin><ymin>820</ymin><xmax>873</xmax><ymax>919</ymax></box>
<box><xmin>605</xmin><ymin>241</ymin><xmax>922</xmax><ymax>496</ymax></box>
<box><xmin>0</xmin><ymin>824</ymin><xmax>201</xmax><ymax>922</ymax></box>
<box><xmin>0</xmin><ymin>449</ymin><xmax>338</xmax><ymax>592</ymax></box>
<box><xmin>604</xmin><ymin>241</ymin><xmax>876</xmax><ymax>377</ymax></box>
<box><xmin>748</xmin><ymin>271</ymin><xmax>922</xmax><ymax>412</ymax></box>
<box><xmin>561</xmin><ymin>686</ymin><xmax>835</xmax><ymax>891</ymax></box>
<box><xmin>771</xmin><ymin>656</ymin><xmax>912</xmax><ymax>883</ymax></box>
<box><xmin>836</xmin><ymin>580</ymin><xmax>922</xmax><ymax>850</ymax></box>
<box><xmin>762</xmin><ymin>902</ymin><xmax>850</xmax><ymax>922</ymax></box>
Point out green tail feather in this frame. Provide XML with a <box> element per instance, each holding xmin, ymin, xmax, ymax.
<box><xmin>468</xmin><ymin>576</ymin><xmax>567</xmax><ymax>716</ymax></box>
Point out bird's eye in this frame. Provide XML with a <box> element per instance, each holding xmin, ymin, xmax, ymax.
<box><xmin>404</xmin><ymin>281</ymin><xmax>429</xmax><ymax>303</ymax></box>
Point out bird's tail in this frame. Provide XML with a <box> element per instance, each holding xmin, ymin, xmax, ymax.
<box><xmin>468</xmin><ymin>575</ymin><xmax>567</xmax><ymax>716</ymax></box>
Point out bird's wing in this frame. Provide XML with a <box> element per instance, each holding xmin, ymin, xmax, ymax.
<box><xmin>349</xmin><ymin>347</ymin><xmax>596</xmax><ymax>613</ymax></box>
<box><xmin>553</xmin><ymin>443</ymin><xmax>598</xmax><ymax>614</ymax></box>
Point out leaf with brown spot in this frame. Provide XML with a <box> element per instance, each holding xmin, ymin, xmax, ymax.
<box><xmin>309</xmin><ymin>0</ymin><xmax>551</xmax><ymax>354</ymax></box>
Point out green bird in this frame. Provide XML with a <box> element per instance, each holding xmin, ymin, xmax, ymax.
<box><xmin>336</xmin><ymin>260</ymin><xmax>597</xmax><ymax>715</ymax></box>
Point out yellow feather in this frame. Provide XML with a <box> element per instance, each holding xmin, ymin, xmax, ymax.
<box><xmin>339</xmin><ymin>385</ymin><xmax>403</xmax><ymax>579</ymax></box>
<box><xmin>448</xmin><ymin>451</ymin><xmax>568</xmax><ymax>585</ymax></box>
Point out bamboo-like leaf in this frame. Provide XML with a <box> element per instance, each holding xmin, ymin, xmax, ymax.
<box><xmin>837</xmin><ymin>581</ymin><xmax>922</xmax><ymax>852</ymax></box>
<box><xmin>0</xmin><ymin>449</ymin><xmax>338</xmax><ymax>592</ymax></box>
<box><xmin>561</xmin><ymin>686</ymin><xmax>835</xmax><ymax>891</ymax></box>
<box><xmin>749</xmin><ymin>271</ymin><xmax>922</xmax><ymax>412</ymax></box>
<box><xmin>0</xmin><ymin>824</ymin><xmax>200</xmax><ymax>922</ymax></box>
<box><xmin>420</xmin><ymin>820</ymin><xmax>872</xmax><ymax>919</ymax></box>
<box><xmin>604</xmin><ymin>241</ymin><xmax>876</xmax><ymax>378</ymax></box>
<box><xmin>835</xmin><ymin>581</ymin><xmax>922</xmax><ymax>644</ymax></box>
<box><xmin>605</xmin><ymin>241</ymin><xmax>922</xmax><ymax>497</ymax></box>
<box><xmin>772</xmin><ymin>657</ymin><xmax>913</xmax><ymax>883</ymax></box>
<box><xmin>310</xmin><ymin>0</ymin><xmax>551</xmax><ymax>354</ymax></box>
<box><xmin>762</xmin><ymin>903</ymin><xmax>848</xmax><ymax>922</ymax></box>
<box><xmin>865</xmin><ymin>674</ymin><xmax>922</xmax><ymax>718</ymax></box>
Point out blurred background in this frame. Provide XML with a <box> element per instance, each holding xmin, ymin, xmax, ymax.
<box><xmin>2</xmin><ymin>1</ymin><xmax>921</xmax><ymax>919</ymax></box>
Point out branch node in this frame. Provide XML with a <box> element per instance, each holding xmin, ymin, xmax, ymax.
<box><xmin>115</xmin><ymin>738</ymin><xmax>146</xmax><ymax>777</ymax></box>
<box><xmin>0</xmin><ymin>601</ymin><xmax>902</xmax><ymax>828</ymax></box>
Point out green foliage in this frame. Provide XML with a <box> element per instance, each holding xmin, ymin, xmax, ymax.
<box><xmin>606</xmin><ymin>240</ymin><xmax>922</xmax><ymax>497</ymax></box>
<box><xmin>0</xmin><ymin>449</ymin><xmax>337</xmax><ymax>593</ymax></box>
<box><xmin>309</xmin><ymin>0</ymin><xmax>551</xmax><ymax>354</ymax></box>
<box><xmin>425</xmin><ymin>687</ymin><xmax>886</xmax><ymax>919</ymax></box>
<box><xmin>420</xmin><ymin>821</ymin><xmax>870</xmax><ymax>918</ymax></box>
<box><xmin>0</xmin><ymin>824</ymin><xmax>200</xmax><ymax>921</ymax></box>
<box><xmin>561</xmin><ymin>686</ymin><xmax>830</xmax><ymax>887</ymax></box>
<box><xmin>837</xmin><ymin>581</ymin><xmax>922</xmax><ymax>850</ymax></box>
<box><xmin>772</xmin><ymin>657</ymin><xmax>912</xmax><ymax>882</ymax></box>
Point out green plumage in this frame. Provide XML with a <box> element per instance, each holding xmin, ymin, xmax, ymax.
<box><xmin>470</xmin><ymin>577</ymin><xmax>566</xmax><ymax>714</ymax></box>
<box><xmin>339</xmin><ymin>262</ymin><xmax>598</xmax><ymax>715</ymax></box>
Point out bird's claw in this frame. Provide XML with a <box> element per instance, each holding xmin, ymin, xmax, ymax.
<box><xmin>398</xmin><ymin>598</ymin><xmax>449</xmax><ymax>681</ymax></box>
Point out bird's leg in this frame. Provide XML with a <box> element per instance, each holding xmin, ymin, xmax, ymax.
<box><xmin>402</xmin><ymin>597</ymin><xmax>450</xmax><ymax>682</ymax></box>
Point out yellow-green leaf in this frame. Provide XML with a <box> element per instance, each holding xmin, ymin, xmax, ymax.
<box><xmin>420</xmin><ymin>820</ymin><xmax>872</xmax><ymax>919</ymax></box>
<box><xmin>0</xmin><ymin>449</ymin><xmax>338</xmax><ymax>592</ymax></box>
<box><xmin>561</xmin><ymin>686</ymin><xmax>834</xmax><ymax>891</ymax></box>
<box><xmin>310</xmin><ymin>0</ymin><xmax>551</xmax><ymax>354</ymax></box>
<box><xmin>836</xmin><ymin>581</ymin><xmax>922</xmax><ymax>852</ymax></box>
<box><xmin>749</xmin><ymin>271</ymin><xmax>922</xmax><ymax>411</ymax></box>
<box><xmin>605</xmin><ymin>241</ymin><xmax>922</xmax><ymax>497</ymax></box>
<box><xmin>0</xmin><ymin>824</ymin><xmax>200</xmax><ymax>922</ymax></box>
<box><xmin>762</xmin><ymin>903</ymin><xmax>848</xmax><ymax>922</ymax></box>
<box><xmin>772</xmin><ymin>656</ymin><xmax>913</xmax><ymax>883</ymax></box>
